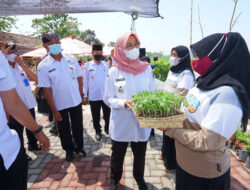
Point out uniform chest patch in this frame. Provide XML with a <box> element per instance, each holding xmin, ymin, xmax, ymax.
<box><xmin>115</xmin><ymin>78</ymin><xmax>125</xmax><ymax>82</ymax></box>
<box><xmin>48</xmin><ymin>68</ymin><xmax>56</xmax><ymax>73</ymax></box>
<box><xmin>166</xmin><ymin>79</ymin><xmax>177</xmax><ymax>89</ymax></box>
<box><xmin>186</xmin><ymin>94</ymin><xmax>200</xmax><ymax>113</ymax></box>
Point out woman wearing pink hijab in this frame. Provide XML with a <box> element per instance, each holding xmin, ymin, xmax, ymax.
<box><xmin>104</xmin><ymin>33</ymin><xmax>155</xmax><ymax>190</ymax></box>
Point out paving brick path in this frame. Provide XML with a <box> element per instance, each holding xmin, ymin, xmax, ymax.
<box><xmin>24</xmin><ymin>105</ymin><xmax>249</xmax><ymax>190</ymax></box>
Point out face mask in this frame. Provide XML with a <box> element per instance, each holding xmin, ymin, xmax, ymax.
<box><xmin>7</xmin><ymin>53</ymin><xmax>16</xmax><ymax>62</ymax></box>
<box><xmin>169</xmin><ymin>56</ymin><xmax>180</xmax><ymax>67</ymax></box>
<box><xmin>48</xmin><ymin>44</ymin><xmax>62</xmax><ymax>55</ymax></box>
<box><xmin>191</xmin><ymin>34</ymin><xmax>227</xmax><ymax>76</ymax></box>
<box><xmin>94</xmin><ymin>54</ymin><xmax>102</xmax><ymax>61</ymax></box>
<box><xmin>124</xmin><ymin>48</ymin><xmax>139</xmax><ymax>60</ymax></box>
<box><xmin>192</xmin><ymin>56</ymin><xmax>213</xmax><ymax>76</ymax></box>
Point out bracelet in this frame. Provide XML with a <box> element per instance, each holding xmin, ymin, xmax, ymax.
<box><xmin>81</xmin><ymin>93</ymin><xmax>84</xmax><ymax>98</ymax></box>
<box><xmin>32</xmin><ymin>125</ymin><xmax>43</xmax><ymax>135</ymax></box>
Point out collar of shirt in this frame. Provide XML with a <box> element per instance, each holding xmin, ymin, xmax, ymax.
<box><xmin>89</xmin><ymin>60</ymin><xmax>104</xmax><ymax>67</ymax></box>
<box><xmin>46</xmin><ymin>53</ymin><xmax>74</xmax><ymax>65</ymax></box>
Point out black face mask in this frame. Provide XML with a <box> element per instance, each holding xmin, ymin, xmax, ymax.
<box><xmin>94</xmin><ymin>54</ymin><xmax>102</xmax><ymax>61</ymax></box>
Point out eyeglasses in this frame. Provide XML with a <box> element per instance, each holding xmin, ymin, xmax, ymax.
<box><xmin>125</xmin><ymin>42</ymin><xmax>140</xmax><ymax>50</ymax></box>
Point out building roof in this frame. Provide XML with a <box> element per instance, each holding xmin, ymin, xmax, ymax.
<box><xmin>0</xmin><ymin>30</ymin><xmax>42</xmax><ymax>54</ymax></box>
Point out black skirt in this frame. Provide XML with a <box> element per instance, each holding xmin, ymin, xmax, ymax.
<box><xmin>176</xmin><ymin>164</ymin><xmax>230</xmax><ymax>190</ymax></box>
<box><xmin>161</xmin><ymin>133</ymin><xmax>176</xmax><ymax>170</ymax></box>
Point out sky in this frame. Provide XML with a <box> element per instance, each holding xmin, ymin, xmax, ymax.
<box><xmin>11</xmin><ymin>0</ymin><xmax>250</xmax><ymax>55</ymax></box>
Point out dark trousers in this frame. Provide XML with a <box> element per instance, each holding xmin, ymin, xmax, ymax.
<box><xmin>89</xmin><ymin>100</ymin><xmax>110</xmax><ymax>134</ymax></box>
<box><xmin>9</xmin><ymin>108</ymin><xmax>38</xmax><ymax>148</ymax></box>
<box><xmin>0</xmin><ymin>147</ymin><xmax>28</xmax><ymax>190</ymax></box>
<box><xmin>110</xmin><ymin>140</ymin><xmax>147</xmax><ymax>184</ymax></box>
<box><xmin>56</xmin><ymin>103</ymin><xmax>83</xmax><ymax>152</ymax></box>
<box><xmin>176</xmin><ymin>164</ymin><xmax>230</xmax><ymax>190</ymax></box>
<box><xmin>48</xmin><ymin>107</ymin><xmax>53</xmax><ymax>122</ymax></box>
<box><xmin>161</xmin><ymin>134</ymin><xmax>176</xmax><ymax>170</ymax></box>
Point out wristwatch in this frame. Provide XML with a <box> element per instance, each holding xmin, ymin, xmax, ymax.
<box><xmin>32</xmin><ymin>125</ymin><xmax>43</xmax><ymax>135</ymax></box>
<box><xmin>81</xmin><ymin>93</ymin><xmax>84</xmax><ymax>98</ymax></box>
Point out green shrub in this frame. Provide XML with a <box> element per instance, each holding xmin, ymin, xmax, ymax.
<box><xmin>243</xmin><ymin>144</ymin><xmax>250</xmax><ymax>153</ymax></box>
<box><xmin>233</xmin><ymin>126</ymin><xmax>250</xmax><ymax>145</ymax></box>
<box><xmin>152</xmin><ymin>58</ymin><xmax>170</xmax><ymax>82</ymax></box>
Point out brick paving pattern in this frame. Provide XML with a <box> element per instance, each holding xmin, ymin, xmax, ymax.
<box><xmin>24</xmin><ymin>105</ymin><xmax>250</xmax><ymax>189</ymax></box>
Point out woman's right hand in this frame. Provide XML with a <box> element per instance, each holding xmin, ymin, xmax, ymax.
<box><xmin>124</xmin><ymin>100</ymin><xmax>133</xmax><ymax>109</ymax></box>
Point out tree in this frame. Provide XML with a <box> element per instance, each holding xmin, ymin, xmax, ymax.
<box><xmin>31</xmin><ymin>14</ymin><xmax>81</xmax><ymax>38</ymax></box>
<box><xmin>229</xmin><ymin>0</ymin><xmax>242</xmax><ymax>32</ymax></box>
<box><xmin>0</xmin><ymin>16</ymin><xmax>17</xmax><ymax>32</ymax></box>
<box><xmin>78</xmin><ymin>29</ymin><xmax>103</xmax><ymax>45</ymax></box>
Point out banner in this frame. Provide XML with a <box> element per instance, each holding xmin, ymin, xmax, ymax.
<box><xmin>0</xmin><ymin>0</ymin><xmax>161</xmax><ymax>18</ymax></box>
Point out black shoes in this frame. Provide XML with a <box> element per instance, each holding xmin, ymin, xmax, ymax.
<box><xmin>110</xmin><ymin>180</ymin><xmax>119</xmax><ymax>190</ymax></box>
<box><xmin>104</xmin><ymin>128</ymin><xmax>109</xmax><ymax>135</ymax></box>
<box><xmin>95</xmin><ymin>133</ymin><xmax>102</xmax><ymax>141</ymax></box>
<box><xmin>65</xmin><ymin>151</ymin><xmax>74</xmax><ymax>162</ymax></box>
<box><xmin>75</xmin><ymin>149</ymin><xmax>87</xmax><ymax>157</ymax></box>
<box><xmin>137</xmin><ymin>179</ymin><xmax>148</xmax><ymax>190</ymax></box>
<box><xmin>27</xmin><ymin>154</ymin><xmax>32</xmax><ymax>161</ymax></box>
<box><xmin>49</xmin><ymin>121</ymin><xmax>58</xmax><ymax>136</ymax></box>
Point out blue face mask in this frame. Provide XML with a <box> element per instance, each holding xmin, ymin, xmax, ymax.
<box><xmin>48</xmin><ymin>44</ymin><xmax>62</xmax><ymax>55</ymax></box>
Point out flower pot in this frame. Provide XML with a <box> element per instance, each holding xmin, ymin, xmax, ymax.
<box><xmin>229</xmin><ymin>142</ymin><xmax>234</xmax><ymax>149</ymax></box>
<box><xmin>225</xmin><ymin>141</ymin><xmax>228</xmax><ymax>147</ymax></box>
<box><xmin>232</xmin><ymin>145</ymin><xmax>237</xmax><ymax>151</ymax></box>
<box><xmin>238</xmin><ymin>150</ymin><xmax>248</xmax><ymax>162</ymax></box>
<box><xmin>236</xmin><ymin>148</ymin><xmax>240</xmax><ymax>156</ymax></box>
<box><xmin>245</xmin><ymin>156</ymin><xmax>250</xmax><ymax>169</ymax></box>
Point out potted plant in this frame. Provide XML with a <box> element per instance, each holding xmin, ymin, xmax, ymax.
<box><xmin>243</xmin><ymin>145</ymin><xmax>250</xmax><ymax>169</ymax></box>
<box><xmin>132</xmin><ymin>91</ymin><xmax>186</xmax><ymax>128</ymax></box>
<box><xmin>229</xmin><ymin>136</ymin><xmax>236</xmax><ymax>149</ymax></box>
<box><xmin>234</xmin><ymin>140</ymin><xmax>240</xmax><ymax>154</ymax></box>
<box><xmin>239</xmin><ymin>144</ymin><xmax>248</xmax><ymax>162</ymax></box>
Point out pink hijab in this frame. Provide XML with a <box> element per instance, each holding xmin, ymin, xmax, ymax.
<box><xmin>113</xmin><ymin>33</ymin><xmax>148</xmax><ymax>75</ymax></box>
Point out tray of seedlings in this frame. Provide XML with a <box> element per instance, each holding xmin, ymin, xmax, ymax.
<box><xmin>131</xmin><ymin>91</ymin><xmax>187</xmax><ymax>128</ymax></box>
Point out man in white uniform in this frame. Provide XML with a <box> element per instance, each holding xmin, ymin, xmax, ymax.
<box><xmin>83</xmin><ymin>45</ymin><xmax>110</xmax><ymax>141</ymax></box>
<box><xmin>0</xmin><ymin>44</ymin><xmax>50</xmax><ymax>189</ymax></box>
<box><xmin>6</xmin><ymin>44</ymin><xmax>39</xmax><ymax>159</ymax></box>
<box><xmin>38</xmin><ymin>33</ymin><xmax>86</xmax><ymax>162</ymax></box>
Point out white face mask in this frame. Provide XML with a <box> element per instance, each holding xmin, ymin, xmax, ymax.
<box><xmin>7</xmin><ymin>53</ymin><xmax>16</xmax><ymax>62</ymax></box>
<box><xmin>124</xmin><ymin>48</ymin><xmax>139</xmax><ymax>60</ymax></box>
<box><xmin>169</xmin><ymin>56</ymin><xmax>180</xmax><ymax>67</ymax></box>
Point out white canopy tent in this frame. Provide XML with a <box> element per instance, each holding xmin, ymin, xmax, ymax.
<box><xmin>23</xmin><ymin>37</ymin><xmax>92</xmax><ymax>58</ymax></box>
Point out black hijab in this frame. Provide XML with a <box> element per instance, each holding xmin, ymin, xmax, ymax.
<box><xmin>170</xmin><ymin>45</ymin><xmax>194</xmax><ymax>76</ymax></box>
<box><xmin>190</xmin><ymin>32</ymin><xmax>250</xmax><ymax>131</ymax></box>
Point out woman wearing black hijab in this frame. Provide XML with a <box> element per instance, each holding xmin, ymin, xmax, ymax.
<box><xmin>161</xmin><ymin>46</ymin><xmax>195</xmax><ymax>171</ymax></box>
<box><xmin>159</xmin><ymin>32</ymin><xmax>250</xmax><ymax>190</ymax></box>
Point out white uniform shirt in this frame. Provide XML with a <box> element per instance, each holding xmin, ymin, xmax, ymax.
<box><xmin>37</xmin><ymin>54</ymin><xmax>82</xmax><ymax>111</ymax></box>
<box><xmin>103</xmin><ymin>65</ymin><xmax>155</xmax><ymax>142</ymax></box>
<box><xmin>0</xmin><ymin>51</ymin><xmax>20</xmax><ymax>170</ymax></box>
<box><xmin>9</xmin><ymin>63</ymin><xmax>37</xmax><ymax>109</ymax></box>
<box><xmin>164</xmin><ymin>70</ymin><xmax>194</xmax><ymax>93</ymax></box>
<box><xmin>83</xmin><ymin>60</ymin><xmax>109</xmax><ymax>101</ymax></box>
<box><xmin>182</xmin><ymin>85</ymin><xmax>242</xmax><ymax>139</ymax></box>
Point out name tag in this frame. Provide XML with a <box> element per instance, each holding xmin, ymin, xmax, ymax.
<box><xmin>115</xmin><ymin>78</ymin><xmax>125</xmax><ymax>82</ymax></box>
<box><xmin>48</xmin><ymin>68</ymin><xmax>56</xmax><ymax>73</ymax></box>
<box><xmin>89</xmin><ymin>69</ymin><xmax>95</xmax><ymax>72</ymax></box>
